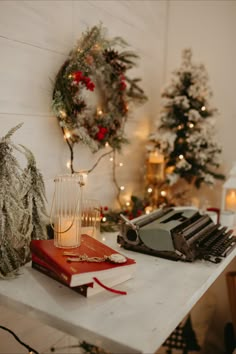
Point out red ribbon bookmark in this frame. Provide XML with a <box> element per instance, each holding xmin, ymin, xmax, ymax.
<box><xmin>93</xmin><ymin>277</ymin><xmax>127</xmax><ymax>295</ymax></box>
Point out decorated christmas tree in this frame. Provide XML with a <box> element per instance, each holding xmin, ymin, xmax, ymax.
<box><xmin>147</xmin><ymin>48</ymin><xmax>224</xmax><ymax>206</ymax></box>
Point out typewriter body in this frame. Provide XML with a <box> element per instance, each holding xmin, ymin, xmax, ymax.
<box><xmin>117</xmin><ymin>207</ymin><xmax>236</xmax><ymax>263</ymax></box>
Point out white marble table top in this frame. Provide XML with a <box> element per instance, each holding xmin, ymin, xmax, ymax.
<box><xmin>0</xmin><ymin>232</ymin><xmax>235</xmax><ymax>354</ymax></box>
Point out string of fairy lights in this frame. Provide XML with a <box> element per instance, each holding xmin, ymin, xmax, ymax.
<box><xmin>62</xmin><ymin>123</ymin><xmax>175</xmax><ymax>216</ymax></box>
<box><xmin>59</xmin><ymin>85</ymin><xmax>210</xmax><ymax>213</ymax></box>
<box><xmin>63</xmin><ymin>127</ymin><xmax>129</xmax><ymax>211</ymax></box>
<box><xmin>62</xmin><ymin>121</ymin><xmax>174</xmax><ymax>217</ymax></box>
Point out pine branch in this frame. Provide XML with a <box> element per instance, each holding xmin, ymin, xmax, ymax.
<box><xmin>2</xmin><ymin>123</ymin><xmax>24</xmax><ymax>141</ymax></box>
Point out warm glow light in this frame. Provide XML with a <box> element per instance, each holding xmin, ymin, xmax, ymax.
<box><xmin>102</xmin><ymin>236</ymin><xmax>106</xmax><ymax>242</ymax></box>
<box><xmin>189</xmin><ymin>122</ymin><xmax>194</xmax><ymax>128</ymax></box>
<box><xmin>149</xmin><ymin>150</ymin><xmax>164</xmax><ymax>164</ymax></box>
<box><xmin>119</xmin><ymin>162</ymin><xmax>123</xmax><ymax>167</ymax></box>
<box><xmin>93</xmin><ymin>44</ymin><xmax>100</xmax><ymax>51</ymax></box>
<box><xmin>160</xmin><ymin>190</ymin><xmax>167</xmax><ymax>197</ymax></box>
<box><xmin>64</xmin><ymin>131</ymin><xmax>71</xmax><ymax>139</ymax></box>
<box><xmin>109</xmin><ymin>157</ymin><xmax>113</xmax><ymax>162</ymax></box>
<box><xmin>126</xmin><ymin>201</ymin><xmax>130</xmax><ymax>206</ymax></box>
<box><xmin>201</xmin><ymin>106</ymin><xmax>206</xmax><ymax>111</ymax></box>
<box><xmin>147</xmin><ymin>187</ymin><xmax>153</xmax><ymax>193</ymax></box>
<box><xmin>179</xmin><ymin>154</ymin><xmax>184</xmax><ymax>160</ymax></box>
<box><xmin>102</xmin><ymin>216</ymin><xmax>107</xmax><ymax>222</ymax></box>
<box><xmin>97</xmin><ymin>108</ymin><xmax>103</xmax><ymax>116</ymax></box>
<box><xmin>225</xmin><ymin>189</ymin><xmax>236</xmax><ymax>211</ymax></box>
<box><xmin>177</xmin><ymin>124</ymin><xmax>183</xmax><ymax>130</ymax></box>
<box><xmin>66</xmin><ymin>161</ymin><xmax>71</xmax><ymax>169</ymax></box>
<box><xmin>105</xmin><ymin>142</ymin><xmax>110</xmax><ymax>148</ymax></box>
<box><xmin>120</xmin><ymin>186</ymin><xmax>125</xmax><ymax>191</ymax></box>
<box><xmin>145</xmin><ymin>206</ymin><xmax>153</xmax><ymax>214</ymax></box>
<box><xmin>59</xmin><ymin>110</ymin><xmax>66</xmax><ymax>118</ymax></box>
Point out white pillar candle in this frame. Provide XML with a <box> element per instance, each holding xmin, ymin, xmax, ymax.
<box><xmin>55</xmin><ymin>217</ymin><xmax>80</xmax><ymax>248</ymax></box>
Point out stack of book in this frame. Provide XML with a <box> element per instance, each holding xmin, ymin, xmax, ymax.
<box><xmin>30</xmin><ymin>234</ymin><xmax>136</xmax><ymax>297</ymax></box>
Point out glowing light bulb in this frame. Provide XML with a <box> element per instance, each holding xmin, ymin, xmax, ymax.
<box><xmin>102</xmin><ymin>216</ymin><xmax>107</xmax><ymax>222</ymax></box>
<box><xmin>119</xmin><ymin>162</ymin><xmax>123</xmax><ymax>167</ymax></box>
<box><xmin>160</xmin><ymin>190</ymin><xmax>167</xmax><ymax>197</ymax></box>
<box><xmin>145</xmin><ymin>206</ymin><xmax>153</xmax><ymax>214</ymax></box>
<box><xmin>189</xmin><ymin>122</ymin><xmax>194</xmax><ymax>128</ymax></box>
<box><xmin>97</xmin><ymin>108</ymin><xmax>103</xmax><ymax>116</ymax></box>
<box><xmin>105</xmin><ymin>142</ymin><xmax>110</xmax><ymax>148</ymax></box>
<box><xmin>59</xmin><ymin>110</ymin><xmax>66</xmax><ymax>118</ymax></box>
<box><xmin>201</xmin><ymin>106</ymin><xmax>206</xmax><ymax>111</ymax></box>
<box><xmin>147</xmin><ymin>187</ymin><xmax>153</xmax><ymax>193</ymax></box>
<box><xmin>120</xmin><ymin>186</ymin><xmax>125</xmax><ymax>191</ymax></box>
<box><xmin>179</xmin><ymin>154</ymin><xmax>184</xmax><ymax>160</ymax></box>
<box><xmin>93</xmin><ymin>44</ymin><xmax>100</xmax><ymax>51</ymax></box>
<box><xmin>126</xmin><ymin>201</ymin><xmax>130</xmax><ymax>206</ymax></box>
<box><xmin>66</xmin><ymin>161</ymin><xmax>71</xmax><ymax>169</ymax></box>
<box><xmin>64</xmin><ymin>131</ymin><xmax>71</xmax><ymax>139</ymax></box>
<box><xmin>109</xmin><ymin>157</ymin><xmax>113</xmax><ymax>162</ymax></box>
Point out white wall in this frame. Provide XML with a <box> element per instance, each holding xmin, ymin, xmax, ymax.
<box><xmin>166</xmin><ymin>0</ymin><xmax>236</xmax><ymax>208</ymax></box>
<box><xmin>0</xmin><ymin>0</ymin><xmax>167</xmax><ymax>211</ymax></box>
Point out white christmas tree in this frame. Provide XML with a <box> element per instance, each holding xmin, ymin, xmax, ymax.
<box><xmin>149</xmin><ymin>48</ymin><xmax>224</xmax><ymax>190</ymax></box>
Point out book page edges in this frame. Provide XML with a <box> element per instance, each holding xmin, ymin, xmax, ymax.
<box><xmin>70</xmin><ymin>263</ymin><xmax>136</xmax><ymax>287</ymax></box>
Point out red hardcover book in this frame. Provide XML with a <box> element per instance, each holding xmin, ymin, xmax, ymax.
<box><xmin>31</xmin><ymin>253</ymin><xmax>132</xmax><ymax>297</ymax></box>
<box><xmin>31</xmin><ymin>253</ymin><xmax>93</xmax><ymax>297</ymax></box>
<box><xmin>30</xmin><ymin>234</ymin><xmax>136</xmax><ymax>287</ymax></box>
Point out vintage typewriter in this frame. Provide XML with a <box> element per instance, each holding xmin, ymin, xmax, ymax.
<box><xmin>117</xmin><ymin>207</ymin><xmax>236</xmax><ymax>263</ymax></box>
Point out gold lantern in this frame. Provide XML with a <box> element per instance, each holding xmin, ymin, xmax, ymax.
<box><xmin>146</xmin><ymin>149</ymin><xmax>165</xmax><ymax>207</ymax></box>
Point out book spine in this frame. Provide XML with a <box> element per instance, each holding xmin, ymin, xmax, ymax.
<box><xmin>30</xmin><ymin>245</ymin><xmax>73</xmax><ymax>286</ymax></box>
<box><xmin>31</xmin><ymin>260</ymin><xmax>89</xmax><ymax>297</ymax></box>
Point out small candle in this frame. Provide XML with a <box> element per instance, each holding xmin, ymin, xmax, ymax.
<box><xmin>148</xmin><ymin>151</ymin><xmax>164</xmax><ymax>164</ymax></box>
<box><xmin>226</xmin><ymin>190</ymin><xmax>236</xmax><ymax>211</ymax></box>
<box><xmin>147</xmin><ymin>151</ymin><xmax>164</xmax><ymax>182</ymax></box>
<box><xmin>55</xmin><ymin>217</ymin><xmax>80</xmax><ymax>248</ymax></box>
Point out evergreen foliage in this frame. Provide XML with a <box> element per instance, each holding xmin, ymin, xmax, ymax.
<box><xmin>149</xmin><ymin>48</ymin><xmax>224</xmax><ymax>189</ymax></box>
<box><xmin>52</xmin><ymin>24</ymin><xmax>147</xmax><ymax>154</ymax></box>
<box><xmin>0</xmin><ymin>124</ymin><xmax>48</xmax><ymax>278</ymax></box>
<box><xmin>20</xmin><ymin>146</ymin><xmax>48</xmax><ymax>241</ymax></box>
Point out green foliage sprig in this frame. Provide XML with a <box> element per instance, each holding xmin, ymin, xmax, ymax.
<box><xmin>0</xmin><ymin>124</ymin><xmax>48</xmax><ymax>278</ymax></box>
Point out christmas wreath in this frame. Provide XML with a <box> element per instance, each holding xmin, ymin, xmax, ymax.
<box><xmin>52</xmin><ymin>24</ymin><xmax>147</xmax><ymax>153</ymax></box>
